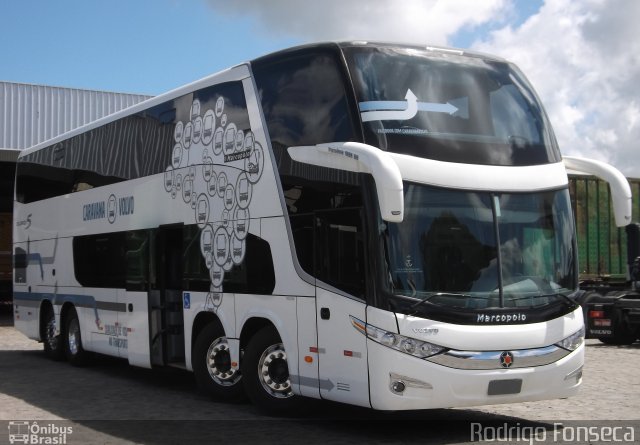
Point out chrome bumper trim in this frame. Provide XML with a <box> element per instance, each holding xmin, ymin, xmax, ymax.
<box><xmin>426</xmin><ymin>344</ymin><xmax>570</xmax><ymax>370</ymax></box>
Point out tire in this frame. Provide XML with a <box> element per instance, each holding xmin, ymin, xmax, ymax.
<box><xmin>242</xmin><ymin>326</ymin><xmax>301</xmax><ymax>415</ymax></box>
<box><xmin>41</xmin><ymin>304</ymin><xmax>64</xmax><ymax>361</ymax></box>
<box><xmin>63</xmin><ymin>307</ymin><xmax>90</xmax><ymax>366</ymax></box>
<box><xmin>193</xmin><ymin>323</ymin><xmax>245</xmax><ymax>402</ymax></box>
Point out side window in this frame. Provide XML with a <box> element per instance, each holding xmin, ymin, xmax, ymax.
<box><xmin>285</xmin><ymin>169</ymin><xmax>368</xmax><ymax>299</ymax></box>
<box><xmin>125</xmin><ymin>231</ymin><xmax>150</xmax><ymax>291</ymax></box>
<box><xmin>73</xmin><ymin>232</ymin><xmax>127</xmax><ymax>288</ymax></box>
<box><xmin>16</xmin><ymin>80</ymin><xmax>250</xmax><ymax>205</ymax></box>
<box><xmin>182</xmin><ymin>225</ymin><xmax>275</xmax><ymax>295</ymax></box>
<box><xmin>253</xmin><ymin>50</ymin><xmax>357</xmax><ymax>151</ymax></box>
<box><xmin>73</xmin><ymin>229</ymin><xmax>151</xmax><ymax>290</ymax></box>
<box><xmin>15</xmin><ymin>94</ymin><xmax>189</xmax><ymax>204</ymax></box>
<box><xmin>315</xmin><ymin>208</ymin><xmax>367</xmax><ymax>299</ymax></box>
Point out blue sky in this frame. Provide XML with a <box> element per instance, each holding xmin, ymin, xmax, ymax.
<box><xmin>0</xmin><ymin>0</ymin><xmax>540</xmax><ymax>95</ymax></box>
<box><xmin>1</xmin><ymin>0</ymin><xmax>639</xmax><ymax>175</ymax></box>
<box><xmin>2</xmin><ymin>0</ymin><xmax>294</xmax><ymax>95</ymax></box>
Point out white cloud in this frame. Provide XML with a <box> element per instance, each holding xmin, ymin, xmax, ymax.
<box><xmin>473</xmin><ymin>0</ymin><xmax>640</xmax><ymax>176</ymax></box>
<box><xmin>206</xmin><ymin>0</ymin><xmax>510</xmax><ymax>45</ymax></box>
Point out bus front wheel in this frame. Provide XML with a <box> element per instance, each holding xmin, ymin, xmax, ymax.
<box><xmin>242</xmin><ymin>326</ymin><xmax>301</xmax><ymax>414</ymax></box>
<box><xmin>193</xmin><ymin>322</ymin><xmax>245</xmax><ymax>401</ymax></box>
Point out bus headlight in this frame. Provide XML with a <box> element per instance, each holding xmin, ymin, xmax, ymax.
<box><xmin>555</xmin><ymin>326</ymin><xmax>585</xmax><ymax>351</ymax></box>
<box><xmin>350</xmin><ymin>316</ymin><xmax>446</xmax><ymax>359</ymax></box>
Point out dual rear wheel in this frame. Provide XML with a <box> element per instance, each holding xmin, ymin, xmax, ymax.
<box><xmin>41</xmin><ymin>304</ymin><xmax>89</xmax><ymax>366</ymax></box>
<box><xmin>194</xmin><ymin>324</ymin><xmax>301</xmax><ymax>413</ymax></box>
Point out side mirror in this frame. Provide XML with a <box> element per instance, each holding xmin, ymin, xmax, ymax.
<box><xmin>563</xmin><ymin>156</ymin><xmax>632</xmax><ymax>227</ymax></box>
<box><xmin>287</xmin><ymin>142</ymin><xmax>404</xmax><ymax>222</ymax></box>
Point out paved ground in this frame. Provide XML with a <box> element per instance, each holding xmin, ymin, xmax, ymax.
<box><xmin>0</xmin><ymin>304</ymin><xmax>638</xmax><ymax>444</ymax></box>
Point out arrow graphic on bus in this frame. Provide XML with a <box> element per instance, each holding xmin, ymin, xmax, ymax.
<box><xmin>290</xmin><ymin>375</ymin><xmax>335</xmax><ymax>391</ymax></box>
<box><xmin>359</xmin><ymin>88</ymin><xmax>458</xmax><ymax>122</ymax></box>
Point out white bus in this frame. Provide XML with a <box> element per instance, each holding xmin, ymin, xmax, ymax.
<box><xmin>13</xmin><ymin>42</ymin><xmax>631</xmax><ymax>413</ymax></box>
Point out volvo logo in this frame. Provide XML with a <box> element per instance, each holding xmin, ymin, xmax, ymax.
<box><xmin>412</xmin><ymin>327</ymin><xmax>439</xmax><ymax>335</ymax></box>
<box><xmin>500</xmin><ymin>351</ymin><xmax>514</xmax><ymax>368</ymax></box>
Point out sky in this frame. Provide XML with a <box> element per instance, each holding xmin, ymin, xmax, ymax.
<box><xmin>1</xmin><ymin>0</ymin><xmax>638</xmax><ymax>176</ymax></box>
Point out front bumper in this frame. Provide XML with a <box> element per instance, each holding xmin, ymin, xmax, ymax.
<box><xmin>367</xmin><ymin>339</ymin><xmax>584</xmax><ymax>410</ymax></box>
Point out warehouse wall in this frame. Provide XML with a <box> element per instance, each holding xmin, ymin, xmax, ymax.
<box><xmin>0</xmin><ymin>81</ymin><xmax>151</xmax><ymax>150</ymax></box>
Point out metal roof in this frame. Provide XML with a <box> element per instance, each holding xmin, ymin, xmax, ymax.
<box><xmin>0</xmin><ymin>81</ymin><xmax>151</xmax><ymax>151</ymax></box>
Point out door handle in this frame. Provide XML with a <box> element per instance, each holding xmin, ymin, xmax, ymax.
<box><xmin>320</xmin><ymin>307</ymin><xmax>330</xmax><ymax>320</ymax></box>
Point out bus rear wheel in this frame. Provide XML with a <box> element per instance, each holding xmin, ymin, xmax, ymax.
<box><xmin>42</xmin><ymin>304</ymin><xmax>64</xmax><ymax>361</ymax></box>
<box><xmin>193</xmin><ymin>323</ymin><xmax>245</xmax><ymax>401</ymax></box>
<box><xmin>242</xmin><ymin>326</ymin><xmax>301</xmax><ymax>415</ymax></box>
<box><xmin>64</xmin><ymin>307</ymin><xmax>90</xmax><ymax>366</ymax></box>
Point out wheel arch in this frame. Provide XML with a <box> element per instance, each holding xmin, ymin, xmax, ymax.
<box><xmin>239</xmin><ymin>317</ymin><xmax>278</xmax><ymax>352</ymax></box>
<box><xmin>191</xmin><ymin>311</ymin><xmax>224</xmax><ymax>354</ymax></box>
<box><xmin>58</xmin><ymin>301</ymin><xmax>77</xmax><ymax>334</ymax></box>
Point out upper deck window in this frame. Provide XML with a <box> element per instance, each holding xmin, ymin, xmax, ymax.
<box><xmin>253</xmin><ymin>48</ymin><xmax>357</xmax><ymax>151</ymax></box>
<box><xmin>343</xmin><ymin>45</ymin><xmax>562</xmax><ymax>166</ymax></box>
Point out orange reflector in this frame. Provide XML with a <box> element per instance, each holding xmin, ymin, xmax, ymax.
<box><xmin>304</xmin><ymin>356</ymin><xmax>313</xmax><ymax>363</ymax></box>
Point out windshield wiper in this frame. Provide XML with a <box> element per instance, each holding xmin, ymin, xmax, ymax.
<box><xmin>407</xmin><ymin>292</ymin><xmax>472</xmax><ymax>312</ymax></box>
<box><xmin>555</xmin><ymin>292</ymin><xmax>578</xmax><ymax>306</ymax></box>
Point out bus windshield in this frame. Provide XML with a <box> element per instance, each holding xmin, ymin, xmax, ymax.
<box><xmin>344</xmin><ymin>45</ymin><xmax>561</xmax><ymax>166</ymax></box>
<box><xmin>381</xmin><ymin>184</ymin><xmax>577</xmax><ymax>314</ymax></box>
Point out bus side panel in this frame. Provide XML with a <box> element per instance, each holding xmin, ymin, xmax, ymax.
<box><xmin>295</xmin><ymin>296</ymin><xmax>321</xmax><ymax>399</ymax></box>
<box><xmin>12</xmin><ymin>291</ymin><xmax>40</xmax><ymax>340</ymax></box>
<box><xmin>123</xmin><ymin>291</ymin><xmax>151</xmax><ymax>368</ymax></box>
<box><xmin>316</xmin><ymin>288</ymin><xmax>369</xmax><ymax>407</ymax></box>
<box><xmin>80</xmin><ymin>287</ymin><xmax>121</xmax><ymax>357</ymax></box>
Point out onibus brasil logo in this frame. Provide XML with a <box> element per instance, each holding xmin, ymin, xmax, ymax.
<box><xmin>7</xmin><ymin>421</ymin><xmax>73</xmax><ymax>444</ymax></box>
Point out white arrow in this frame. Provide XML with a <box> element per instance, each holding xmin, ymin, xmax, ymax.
<box><xmin>417</xmin><ymin>102</ymin><xmax>458</xmax><ymax>115</ymax></box>
<box><xmin>361</xmin><ymin>89</ymin><xmax>418</xmax><ymax>122</ymax></box>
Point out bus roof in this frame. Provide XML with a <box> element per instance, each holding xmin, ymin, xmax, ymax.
<box><xmin>18</xmin><ymin>41</ymin><xmax>506</xmax><ymax>160</ymax></box>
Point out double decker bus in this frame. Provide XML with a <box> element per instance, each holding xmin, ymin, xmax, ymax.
<box><xmin>12</xmin><ymin>42</ymin><xmax>631</xmax><ymax>413</ymax></box>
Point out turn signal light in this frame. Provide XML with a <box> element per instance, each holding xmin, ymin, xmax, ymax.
<box><xmin>589</xmin><ymin>310</ymin><xmax>605</xmax><ymax>319</ymax></box>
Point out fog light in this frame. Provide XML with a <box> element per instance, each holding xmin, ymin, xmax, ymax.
<box><xmin>390</xmin><ymin>380</ymin><xmax>406</xmax><ymax>394</ymax></box>
<box><xmin>564</xmin><ymin>366</ymin><xmax>583</xmax><ymax>382</ymax></box>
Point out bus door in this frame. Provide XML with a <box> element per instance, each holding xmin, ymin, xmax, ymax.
<box><xmin>314</xmin><ymin>208</ymin><xmax>370</xmax><ymax>407</ymax></box>
<box><xmin>122</xmin><ymin>230</ymin><xmax>153</xmax><ymax>367</ymax></box>
<box><xmin>148</xmin><ymin>224</ymin><xmax>185</xmax><ymax>366</ymax></box>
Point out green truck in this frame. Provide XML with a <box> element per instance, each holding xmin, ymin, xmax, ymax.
<box><xmin>570</xmin><ymin>175</ymin><xmax>640</xmax><ymax>344</ymax></box>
